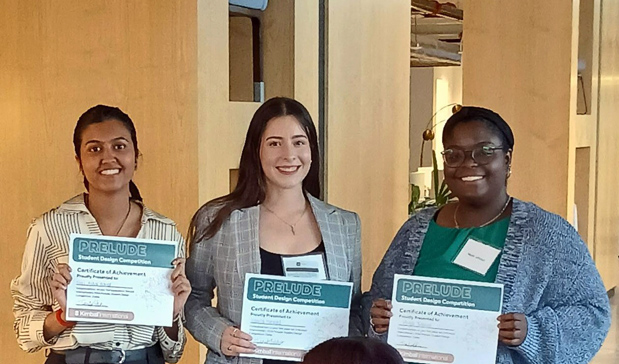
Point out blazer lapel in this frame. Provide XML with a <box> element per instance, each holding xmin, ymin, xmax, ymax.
<box><xmin>308</xmin><ymin>195</ymin><xmax>349</xmax><ymax>281</ymax></box>
<box><xmin>235</xmin><ymin>206</ymin><xmax>261</xmax><ymax>282</ymax></box>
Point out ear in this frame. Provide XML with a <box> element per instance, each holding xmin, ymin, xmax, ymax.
<box><xmin>75</xmin><ymin>155</ymin><xmax>83</xmax><ymax>172</ymax></box>
<box><xmin>134</xmin><ymin>150</ymin><xmax>142</xmax><ymax>171</ymax></box>
<box><xmin>505</xmin><ymin>149</ymin><xmax>513</xmax><ymax>166</ymax></box>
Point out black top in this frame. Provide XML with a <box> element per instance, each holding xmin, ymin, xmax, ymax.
<box><xmin>259</xmin><ymin>242</ymin><xmax>326</xmax><ymax>276</ymax></box>
<box><xmin>259</xmin><ymin>242</ymin><xmax>326</xmax><ymax>364</ymax></box>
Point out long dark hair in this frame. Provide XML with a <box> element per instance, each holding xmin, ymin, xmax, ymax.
<box><xmin>188</xmin><ymin>97</ymin><xmax>320</xmax><ymax>245</ymax></box>
<box><xmin>302</xmin><ymin>337</ymin><xmax>404</xmax><ymax>364</ymax></box>
<box><xmin>73</xmin><ymin>105</ymin><xmax>142</xmax><ymax>201</ymax></box>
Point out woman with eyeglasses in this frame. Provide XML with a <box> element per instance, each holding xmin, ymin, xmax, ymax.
<box><xmin>364</xmin><ymin>106</ymin><xmax>610</xmax><ymax>363</ymax></box>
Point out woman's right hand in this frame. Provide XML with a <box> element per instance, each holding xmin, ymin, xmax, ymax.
<box><xmin>370</xmin><ymin>298</ymin><xmax>393</xmax><ymax>334</ymax></box>
<box><xmin>220</xmin><ymin>326</ymin><xmax>255</xmax><ymax>356</ymax></box>
<box><xmin>50</xmin><ymin>263</ymin><xmax>72</xmax><ymax>314</ymax></box>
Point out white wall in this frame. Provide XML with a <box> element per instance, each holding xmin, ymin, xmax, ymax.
<box><xmin>409</xmin><ymin>66</ymin><xmax>462</xmax><ymax>174</ymax></box>
<box><xmin>433</xmin><ymin>66</ymin><xmax>463</xmax><ymax>170</ymax></box>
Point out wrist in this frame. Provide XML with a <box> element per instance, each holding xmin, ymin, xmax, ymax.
<box><xmin>173</xmin><ymin>310</ymin><xmax>185</xmax><ymax>324</ymax></box>
<box><xmin>55</xmin><ymin>309</ymin><xmax>76</xmax><ymax>328</ymax></box>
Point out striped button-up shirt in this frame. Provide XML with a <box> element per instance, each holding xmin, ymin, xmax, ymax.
<box><xmin>11</xmin><ymin>194</ymin><xmax>186</xmax><ymax>363</ymax></box>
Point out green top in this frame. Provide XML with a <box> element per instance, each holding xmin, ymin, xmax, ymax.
<box><xmin>412</xmin><ymin>216</ymin><xmax>510</xmax><ymax>283</ymax></box>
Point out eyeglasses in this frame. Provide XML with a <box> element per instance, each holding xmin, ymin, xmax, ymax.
<box><xmin>441</xmin><ymin>145</ymin><xmax>505</xmax><ymax>167</ymax></box>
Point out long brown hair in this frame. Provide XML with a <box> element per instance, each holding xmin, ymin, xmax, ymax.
<box><xmin>188</xmin><ymin>97</ymin><xmax>320</xmax><ymax>246</ymax></box>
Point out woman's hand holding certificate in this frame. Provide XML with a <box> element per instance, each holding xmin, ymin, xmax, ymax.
<box><xmin>170</xmin><ymin>258</ymin><xmax>192</xmax><ymax>319</ymax></box>
<box><xmin>220</xmin><ymin>326</ymin><xmax>255</xmax><ymax>356</ymax></box>
<box><xmin>370</xmin><ymin>298</ymin><xmax>392</xmax><ymax>334</ymax></box>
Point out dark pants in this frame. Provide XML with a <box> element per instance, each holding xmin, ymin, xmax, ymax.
<box><xmin>45</xmin><ymin>346</ymin><xmax>164</xmax><ymax>364</ymax></box>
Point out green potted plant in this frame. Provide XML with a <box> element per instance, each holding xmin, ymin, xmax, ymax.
<box><xmin>408</xmin><ymin>150</ymin><xmax>451</xmax><ymax>215</ymax></box>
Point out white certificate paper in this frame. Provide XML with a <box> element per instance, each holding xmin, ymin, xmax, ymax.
<box><xmin>66</xmin><ymin>234</ymin><xmax>178</xmax><ymax>327</ymax></box>
<box><xmin>387</xmin><ymin>275</ymin><xmax>504</xmax><ymax>364</ymax></box>
<box><xmin>240</xmin><ymin>274</ymin><xmax>353</xmax><ymax>362</ymax></box>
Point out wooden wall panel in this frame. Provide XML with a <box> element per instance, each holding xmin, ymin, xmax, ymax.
<box><xmin>595</xmin><ymin>0</ymin><xmax>619</xmax><ymax>290</ymax></box>
<box><xmin>0</xmin><ymin>1</ymin><xmax>199</xmax><ymax>363</ymax></box>
<box><xmin>327</xmin><ymin>0</ymin><xmax>411</xmax><ymax>289</ymax></box>
<box><xmin>462</xmin><ymin>0</ymin><xmax>576</xmax><ymax>217</ymax></box>
<box><xmin>229</xmin><ymin>17</ymin><xmax>255</xmax><ymax>102</ymax></box>
<box><xmin>294</xmin><ymin>0</ymin><xmax>320</xmax><ymax>122</ymax></box>
<box><xmin>263</xmin><ymin>0</ymin><xmax>295</xmax><ymax>99</ymax></box>
<box><xmin>198</xmin><ymin>0</ymin><xmax>258</xmax><ymax>205</ymax></box>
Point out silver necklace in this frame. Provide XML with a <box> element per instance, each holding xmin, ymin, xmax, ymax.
<box><xmin>261</xmin><ymin>203</ymin><xmax>309</xmax><ymax>235</ymax></box>
<box><xmin>454</xmin><ymin>196</ymin><xmax>512</xmax><ymax>229</ymax></box>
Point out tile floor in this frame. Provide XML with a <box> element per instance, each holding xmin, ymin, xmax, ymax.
<box><xmin>590</xmin><ymin>293</ymin><xmax>617</xmax><ymax>363</ymax></box>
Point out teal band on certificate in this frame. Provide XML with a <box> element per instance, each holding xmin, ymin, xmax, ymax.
<box><xmin>72</xmin><ymin>237</ymin><xmax>175</xmax><ymax>268</ymax></box>
<box><xmin>395</xmin><ymin>278</ymin><xmax>502</xmax><ymax>312</ymax></box>
<box><xmin>247</xmin><ymin>277</ymin><xmax>352</xmax><ymax>308</ymax></box>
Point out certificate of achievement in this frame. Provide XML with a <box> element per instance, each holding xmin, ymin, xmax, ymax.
<box><xmin>387</xmin><ymin>275</ymin><xmax>504</xmax><ymax>364</ymax></box>
<box><xmin>66</xmin><ymin>234</ymin><xmax>178</xmax><ymax>327</ymax></box>
<box><xmin>240</xmin><ymin>274</ymin><xmax>353</xmax><ymax>362</ymax></box>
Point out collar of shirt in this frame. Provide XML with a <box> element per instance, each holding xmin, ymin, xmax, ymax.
<box><xmin>56</xmin><ymin>193</ymin><xmax>177</xmax><ymax>227</ymax></box>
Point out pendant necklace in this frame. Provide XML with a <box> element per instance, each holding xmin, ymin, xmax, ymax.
<box><xmin>262</xmin><ymin>203</ymin><xmax>309</xmax><ymax>235</ymax></box>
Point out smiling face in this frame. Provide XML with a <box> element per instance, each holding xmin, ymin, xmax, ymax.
<box><xmin>77</xmin><ymin>119</ymin><xmax>137</xmax><ymax>196</ymax></box>
<box><xmin>259</xmin><ymin>115</ymin><xmax>312</xmax><ymax>194</ymax></box>
<box><xmin>442</xmin><ymin>120</ymin><xmax>511</xmax><ymax>206</ymax></box>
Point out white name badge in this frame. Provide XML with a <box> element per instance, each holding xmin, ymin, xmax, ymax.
<box><xmin>452</xmin><ymin>238</ymin><xmax>501</xmax><ymax>276</ymax></box>
<box><xmin>281</xmin><ymin>253</ymin><xmax>328</xmax><ymax>280</ymax></box>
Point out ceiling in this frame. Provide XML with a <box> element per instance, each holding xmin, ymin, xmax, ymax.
<box><xmin>411</xmin><ymin>0</ymin><xmax>463</xmax><ymax>67</ymax></box>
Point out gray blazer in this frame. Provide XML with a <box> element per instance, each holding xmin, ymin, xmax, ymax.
<box><xmin>185</xmin><ymin>195</ymin><xmax>362</xmax><ymax>364</ymax></box>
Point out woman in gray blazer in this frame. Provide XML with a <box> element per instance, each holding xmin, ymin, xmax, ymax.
<box><xmin>185</xmin><ymin>97</ymin><xmax>363</xmax><ymax>364</ymax></box>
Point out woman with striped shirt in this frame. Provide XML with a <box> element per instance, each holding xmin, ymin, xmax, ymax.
<box><xmin>11</xmin><ymin>105</ymin><xmax>191</xmax><ymax>364</ymax></box>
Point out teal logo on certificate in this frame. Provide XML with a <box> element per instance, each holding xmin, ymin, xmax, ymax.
<box><xmin>240</xmin><ymin>273</ymin><xmax>353</xmax><ymax>362</ymax></box>
<box><xmin>387</xmin><ymin>275</ymin><xmax>504</xmax><ymax>364</ymax></box>
<box><xmin>65</xmin><ymin>234</ymin><xmax>178</xmax><ymax>327</ymax></box>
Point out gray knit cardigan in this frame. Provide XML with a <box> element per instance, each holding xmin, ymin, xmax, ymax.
<box><xmin>363</xmin><ymin>198</ymin><xmax>611</xmax><ymax>364</ymax></box>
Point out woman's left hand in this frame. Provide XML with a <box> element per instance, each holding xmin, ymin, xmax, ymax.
<box><xmin>170</xmin><ymin>258</ymin><xmax>191</xmax><ymax>319</ymax></box>
<box><xmin>497</xmin><ymin>313</ymin><xmax>528</xmax><ymax>346</ymax></box>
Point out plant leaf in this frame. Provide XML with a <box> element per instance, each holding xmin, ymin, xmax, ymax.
<box><xmin>409</xmin><ymin>184</ymin><xmax>421</xmax><ymax>214</ymax></box>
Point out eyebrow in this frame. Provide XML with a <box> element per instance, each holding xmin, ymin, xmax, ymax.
<box><xmin>265</xmin><ymin>135</ymin><xmax>308</xmax><ymax>141</ymax></box>
<box><xmin>84</xmin><ymin>137</ymin><xmax>130</xmax><ymax>145</ymax></box>
<box><xmin>445</xmin><ymin>141</ymin><xmax>497</xmax><ymax>148</ymax></box>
